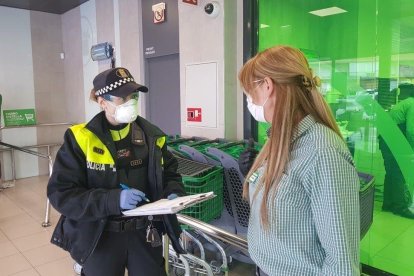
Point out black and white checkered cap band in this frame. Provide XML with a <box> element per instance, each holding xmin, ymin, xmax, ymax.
<box><xmin>95</xmin><ymin>78</ymin><xmax>134</xmax><ymax>96</ymax></box>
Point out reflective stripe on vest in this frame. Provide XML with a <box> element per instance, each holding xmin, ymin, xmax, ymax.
<box><xmin>70</xmin><ymin>124</ymin><xmax>115</xmax><ymax>165</ymax></box>
<box><xmin>156</xmin><ymin>136</ymin><xmax>166</xmax><ymax>165</ymax></box>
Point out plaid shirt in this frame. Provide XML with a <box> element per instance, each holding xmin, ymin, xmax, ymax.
<box><xmin>248</xmin><ymin>115</ymin><xmax>360</xmax><ymax>276</ymax></box>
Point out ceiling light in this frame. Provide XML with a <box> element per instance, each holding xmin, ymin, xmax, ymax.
<box><xmin>309</xmin><ymin>7</ymin><xmax>347</xmax><ymax>17</ymax></box>
<box><xmin>260</xmin><ymin>24</ymin><xmax>270</xmax><ymax>29</ymax></box>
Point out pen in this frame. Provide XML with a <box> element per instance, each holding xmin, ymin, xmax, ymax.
<box><xmin>119</xmin><ymin>183</ymin><xmax>150</xmax><ymax>202</ymax></box>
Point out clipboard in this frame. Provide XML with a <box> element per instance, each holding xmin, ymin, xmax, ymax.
<box><xmin>122</xmin><ymin>192</ymin><xmax>216</xmax><ymax>216</ymax></box>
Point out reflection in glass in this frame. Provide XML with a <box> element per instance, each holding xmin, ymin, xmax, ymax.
<box><xmin>257</xmin><ymin>0</ymin><xmax>414</xmax><ymax>274</ymax></box>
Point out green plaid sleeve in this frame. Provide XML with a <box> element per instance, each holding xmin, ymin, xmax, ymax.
<box><xmin>311</xmin><ymin>147</ymin><xmax>360</xmax><ymax>275</ymax></box>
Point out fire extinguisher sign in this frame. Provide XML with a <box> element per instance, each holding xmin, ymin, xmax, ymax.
<box><xmin>183</xmin><ymin>0</ymin><xmax>198</xmax><ymax>5</ymax></box>
<box><xmin>187</xmin><ymin>108</ymin><xmax>202</xmax><ymax>122</ymax></box>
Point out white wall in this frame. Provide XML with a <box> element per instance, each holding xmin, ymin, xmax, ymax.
<box><xmin>178</xmin><ymin>0</ymin><xmax>244</xmax><ymax>140</ymax></box>
<box><xmin>224</xmin><ymin>0</ymin><xmax>243</xmax><ymax>140</ymax></box>
<box><xmin>236</xmin><ymin>1</ymin><xmax>244</xmax><ymax>140</ymax></box>
<box><xmin>81</xmin><ymin>0</ymin><xmax>100</xmax><ymax>121</ymax></box>
<box><xmin>118</xmin><ymin>0</ymin><xmax>146</xmax><ymax>118</ymax></box>
<box><xmin>0</xmin><ymin>7</ymin><xmax>39</xmax><ymax>180</ymax></box>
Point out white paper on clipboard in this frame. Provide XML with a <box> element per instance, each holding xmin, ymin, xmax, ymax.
<box><xmin>122</xmin><ymin>192</ymin><xmax>215</xmax><ymax>216</ymax></box>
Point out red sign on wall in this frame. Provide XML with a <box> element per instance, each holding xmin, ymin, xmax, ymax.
<box><xmin>183</xmin><ymin>0</ymin><xmax>198</xmax><ymax>5</ymax></box>
<box><xmin>187</xmin><ymin>108</ymin><xmax>202</xmax><ymax>122</ymax></box>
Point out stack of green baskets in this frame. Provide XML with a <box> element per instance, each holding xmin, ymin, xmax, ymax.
<box><xmin>175</xmin><ymin>156</ymin><xmax>223</xmax><ymax>222</ymax></box>
<box><xmin>189</xmin><ymin>139</ymin><xmax>226</xmax><ymax>155</ymax></box>
<box><xmin>215</xmin><ymin>141</ymin><xmax>262</xmax><ymax>160</ymax></box>
<box><xmin>167</xmin><ymin>135</ymin><xmax>200</xmax><ymax>151</ymax></box>
<box><xmin>167</xmin><ymin>136</ymin><xmax>209</xmax><ymax>158</ymax></box>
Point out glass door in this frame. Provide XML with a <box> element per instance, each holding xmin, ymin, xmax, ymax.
<box><xmin>257</xmin><ymin>0</ymin><xmax>414</xmax><ymax>274</ymax></box>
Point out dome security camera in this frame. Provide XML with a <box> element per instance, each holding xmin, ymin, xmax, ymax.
<box><xmin>204</xmin><ymin>1</ymin><xmax>220</xmax><ymax>18</ymax></box>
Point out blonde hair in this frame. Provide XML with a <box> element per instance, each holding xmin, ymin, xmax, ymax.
<box><xmin>239</xmin><ymin>45</ymin><xmax>342</xmax><ymax>228</ymax></box>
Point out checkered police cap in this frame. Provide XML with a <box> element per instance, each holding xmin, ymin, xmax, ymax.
<box><xmin>93</xmin><ymin>67</ymin><xmax>148</xmax><ymax>98</ymax></box>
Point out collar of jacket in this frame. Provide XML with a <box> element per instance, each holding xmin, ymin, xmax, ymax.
<box><xmin>86</xmin><ymin>111</ymin><xmax>165</xmax><ymax>140</ymax></box>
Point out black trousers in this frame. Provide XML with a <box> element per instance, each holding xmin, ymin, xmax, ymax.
<box><xmin>82</xmin><ymin>229</ymin><xmax>166</xmax><ymax>276</ymax></box>
<box><xmin>379</xmin><ymin>138</ymin><xmax>412</xmax><ymax>211</ymax></box>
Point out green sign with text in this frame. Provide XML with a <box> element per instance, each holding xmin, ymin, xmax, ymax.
<box><xmin>3</xmin><ymin>109</ymin><xmax>37</xmax><ymax>126</ymax></box>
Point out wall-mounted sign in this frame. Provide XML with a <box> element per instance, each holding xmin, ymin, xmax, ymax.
<box><xmin>3</xmin><ymin>109</ymin><xmax>37</xmax><ymax>127</ymax></box>
<box><xmin>183</xmin><ymin>0</ymin><xmax>197</xmax><ymax>5</ymax></box>
<box><xmin>187</xmin><ymin>107</ymin><xmax>202</xmax><ymax>122</ymax></box>
<box><xmin>152</xmin><ymin>2</ymin><xmax>166</xmax><ymax>24</ymax></box>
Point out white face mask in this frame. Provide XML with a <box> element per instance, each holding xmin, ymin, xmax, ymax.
<box><xmin>246</xmin><ymin>96</ymin><xmax>269</xmax><ymax>123</ymax></box>
<box><xmin>106</xmin><ymin>98</ymin><xmax>139</xmax><ymax>123</ymax></box>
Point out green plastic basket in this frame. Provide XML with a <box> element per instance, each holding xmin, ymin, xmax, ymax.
<box><xmin>180</xmin><ymin>166</ymin><xmax>224</xmax><ymax>223</ymax></box>
<box><xmin>215</xmin><ymin>141</ymin><xmax>262</xmax><ymax>160</ymax></box>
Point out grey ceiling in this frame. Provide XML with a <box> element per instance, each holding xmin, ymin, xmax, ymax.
<box><xmin>0</xmin><ymin>0</ymin><xmax>89</xmax><ymax>14</ymax></box>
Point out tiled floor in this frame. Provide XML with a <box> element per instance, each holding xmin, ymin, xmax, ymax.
<box><xmin>0</xmin><ymin>176</ymin><xmax>74</xmax><ymax>276</ymax></box>
<box><xmin>361</xmin><ymin>200</ymin><xmax>414</xmax><ymax>276</ymax></box>
<box><xmin>0</xmin><ymin>176</ymin><xmax>255</xmax><ymax>276</ymax></box>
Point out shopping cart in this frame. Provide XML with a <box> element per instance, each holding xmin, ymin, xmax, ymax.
<box><xmin>178</xmin><ymin>138</ymin><xmax>229</xmax><ymax>166</ymax></box>
<box><xmin>170</xmin><ymin>139</ymin><xmax>259</xmax><ymax>233</ymax></box>
<box><xmin>175</xmin><ymin>155</ymin><xmax>223</xmax><ymax>223</ymax></box>
<box><xmin>173</xmin><ymin>139</ymin><xmax>260</xmax><ymax>264</ymax></box>
<box><xmin>174</xmin><ymin>139</ymin><xmax>237</xmax><ymax>220</ymax></box>
<box><xmin>170</xmin><ymin>229</ymin><xmax>229</xmax><ymax>275</ymax></box>
<box><xmin>206</xmin><ymin>140</ymin><xmax>262</xmax><ymax>235</ymax></box>
<box><xmin>169</xmin><ymin>247</ymin><xmax>215</xmax><ymax>276</ymax></box>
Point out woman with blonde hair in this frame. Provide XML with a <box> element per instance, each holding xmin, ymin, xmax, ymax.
<box><xmin>239</xmin><ymin>46</ymin><xmax>360</xmax><ymax>275</ymax></box>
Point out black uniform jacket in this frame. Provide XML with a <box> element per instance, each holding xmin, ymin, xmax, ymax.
<box><xmin>47</xmin><ymin>112</ymin><xmax>186</xmax><ymax>264</ymax></box>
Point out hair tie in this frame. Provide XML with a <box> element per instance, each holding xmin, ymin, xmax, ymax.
<box><xmin>313</xmin><ymin>76</ymin><xmax>321</xmax><ymax>87</ymax></box>
<box><xmin>302</xmin><ymin>75</ymin><xmax>313</xmax><ymax>89</ymax></box>
<box><xmin>301</xmin><ymin>75</ymin><xmax>321</xmax><ymax>91</ymax></box>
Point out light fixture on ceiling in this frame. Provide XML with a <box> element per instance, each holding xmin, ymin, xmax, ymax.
<box><xmin>90</xmin><ymin>42</ymin><xmax>115</xmax><ymax>68</ymax></box>
<box><xmin>309</xmin><ymin>7</ymin><xmax>347</xmax><ymax>17</ymax></box>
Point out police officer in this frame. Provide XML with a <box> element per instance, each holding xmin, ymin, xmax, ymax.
<box><xmin>47</xmin><ymin>67</ymin><xmax>186</xmax><ymax>276</ymax></box>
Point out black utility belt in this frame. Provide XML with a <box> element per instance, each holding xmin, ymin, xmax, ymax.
<box><xmin>104</xmin><ymin>215</ymin><xmax>164</xmax><ymax>232</ymax></box>
<box><xmin>105</xmin><ymin>217</ymin><xmax>148</xmax><ymax>232</ymax></box>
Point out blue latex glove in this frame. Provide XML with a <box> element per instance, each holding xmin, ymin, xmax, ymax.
<box><xmin>167</xmin><ymin>193</ymin><xmax>178</xmax><ymax>200</ymax></box>
<box><xmin>120</xmin><ymin>188</ymin><xmax>147</xmax><ymax>210</ymax></box>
